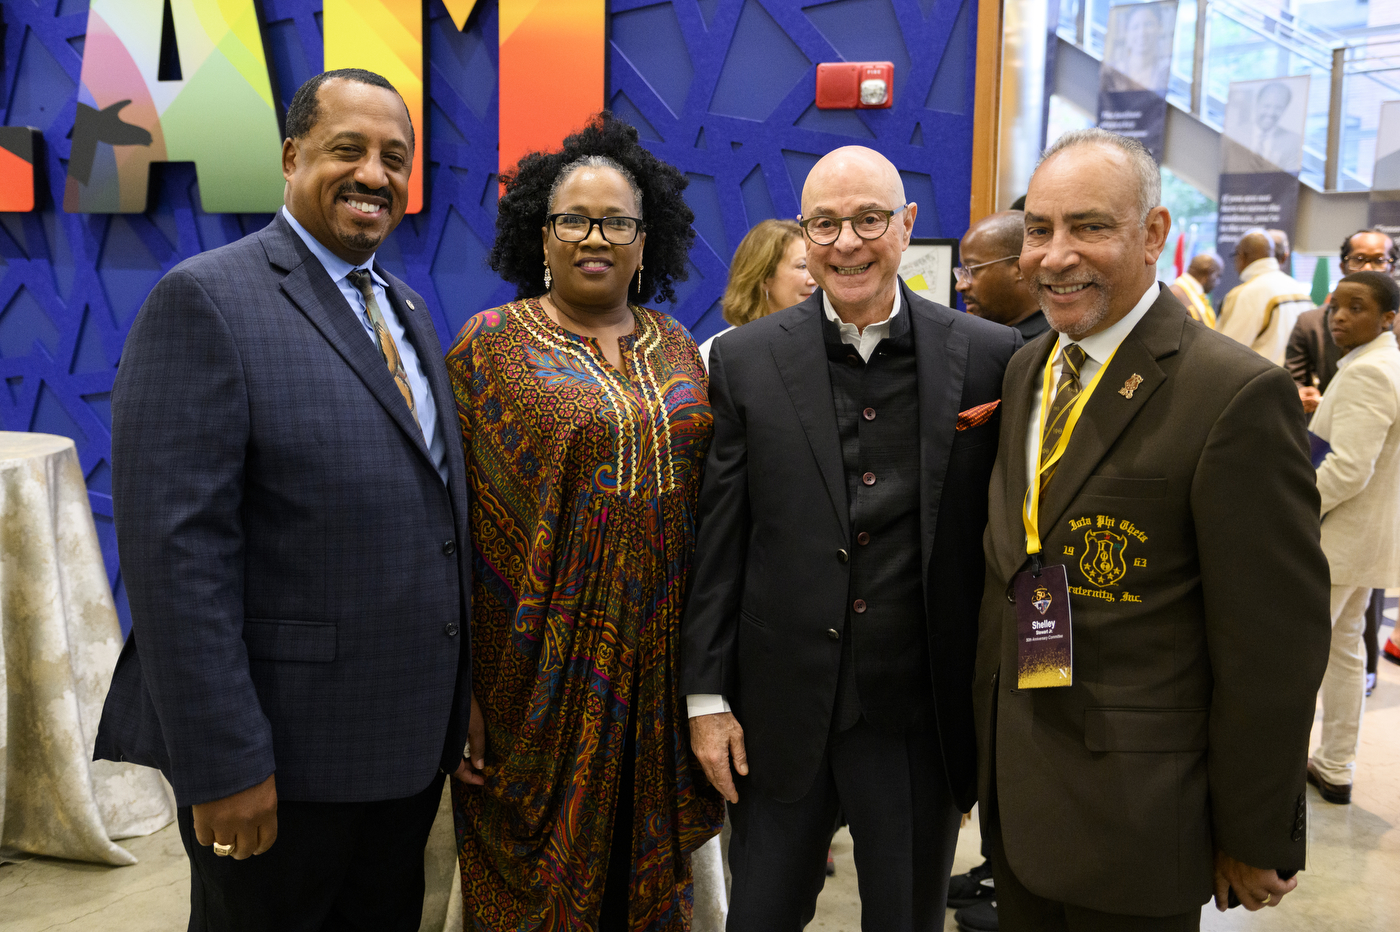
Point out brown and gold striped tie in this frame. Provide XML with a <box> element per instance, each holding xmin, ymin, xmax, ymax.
<box><xmin>347</xmin><ymin>269</ymin><xmax>420</xmax><ymax>434</ymax></box>
<box><xmin>1039</xmin><ymin>343</ymin><xmax>1087</xmax><ymax>488</ymax></box>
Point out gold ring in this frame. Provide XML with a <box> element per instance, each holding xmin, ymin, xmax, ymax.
<box><xmin>213</xmin><ymin>842</ymin><xmax>234</xmax><ymax>857</ymax></box>
<box><xmin>1260</xmin><ymin>893</ymin><xmax>1271</xmax><ymax>906</ymax></box>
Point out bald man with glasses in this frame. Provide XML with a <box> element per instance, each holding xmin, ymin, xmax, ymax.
<box><xmin>957</xmin><ymin>210</ymin><xmax>1049</xmax><ymax>341</ymax></box>
<box><xmin>682</xmin><ymin>146</ymin><xmax>1021</xmax><ymax>930</ymax></box>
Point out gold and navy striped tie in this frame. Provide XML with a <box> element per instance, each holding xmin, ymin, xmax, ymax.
<box><xmin>1039</xmin><ymin>343</ymin><xmax>1087</xmax><ymax>487</ymax></box>
<box><xmin>347</xmin><ymin>269</ymin><xmax>421</xmax><ymax>435</ymax></box>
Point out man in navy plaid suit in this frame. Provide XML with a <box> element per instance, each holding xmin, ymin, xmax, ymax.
<box><xmin>94</xmin><ymin>70</ymin><xmax>479</xmax><ymax>930</ymax></box>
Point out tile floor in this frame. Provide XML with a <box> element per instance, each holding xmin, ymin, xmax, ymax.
<box><xmin>4</xmin><ymin>626</ymin><xmax>1398</xmax><ymax>931</ymax></box>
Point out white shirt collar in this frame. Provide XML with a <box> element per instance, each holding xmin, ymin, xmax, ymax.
<box><xmin>821</xmin><ymin>286</ymin><xmax>902</xmax><ymax>362</ymax></box>
<box><xmin>1240</xmin><ymin>256</ymin><xmax>1279</xmax><ymax>283</ymax></box>
<box><xmin>1055</xmin><ymin>280</ymin><xmax>1161</xmax><ymax>365</ymax></box>
<box><xmin>821</xmin><ymin>286</ymin><xmax>902</xmax><ymax>329</ymax></box>
<box><xmin>282</xmin><ymin>206</ymin><xmax>385</xmax><ymax>287</ymax></box>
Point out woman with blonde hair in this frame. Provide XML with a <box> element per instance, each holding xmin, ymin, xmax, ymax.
<box><xmin>698</xmin><ymin>219</ymin><xmax>815</xmax><ymax>368</ymax></box>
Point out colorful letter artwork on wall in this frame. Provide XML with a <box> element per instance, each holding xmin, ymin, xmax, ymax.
<box><xmin>61</xmin><ymin>0</ymin><xmax>505</xmax><ymax>215</ymax></box>
<box><xmin>68</xmin><ymin>0</ymin><xmax>285</xmax><ymax>213</ymax></box>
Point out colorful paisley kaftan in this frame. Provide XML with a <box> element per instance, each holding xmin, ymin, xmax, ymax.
<box><xmin>445</xmin><ymin>299</ymin><xmax>724</xmax><ymax>932</ymax></box>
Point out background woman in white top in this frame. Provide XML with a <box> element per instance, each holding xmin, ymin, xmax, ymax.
<box><xmin>698</xmin><ymin>219</ymin><xmax>815</xmax><ymax>370</ymax></box>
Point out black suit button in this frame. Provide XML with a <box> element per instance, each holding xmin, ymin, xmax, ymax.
<box><xmin>445</xmin><ymin>622</ymin><xmax>459</xmax><ymax>637</ymax></box>
<box><xmin>862</xmin><ymin>472</ymin><xmax>876</xmax><ymax>486</ymax></box>
<box><xmin>845</xmin><ymin>354</ymin><xmax>861</xmax><ymax>366</ymax></box>
<box><xmin>853</xmin><ymin>599</ymin><xmax>867</xmax><ymax>613</ymax></box>
<box><xmin>837</xmin><ymin>548</ymin><xmax>849</xmax><ymax>563</ymax></box>
<box><xmin>863</xmin><ymin>407</ymin><xmax>876</xmax><ymax>421</ymax></box>
<box><xmin>443</xmin><ymin>540</ymin><xmax>456</xmax><ymax>555</ymax></box>
<box><xmin>1291</xmin><ymin>830</ymin><xmax>1303</xmax><ymax>842</ymax></box>
<box><xmin>857</xmin><ymin>531</ymin><xmax>870</xmax><ymax>545</ymax></box>
<box><xmin>827</xmin><ymin>628</ymin><xmax>841</xmax><ymax>641</ymax></box>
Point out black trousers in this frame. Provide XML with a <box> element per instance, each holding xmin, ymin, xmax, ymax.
<box><xmin>985</xmin><ymin>812</ymin><xmax>1200</xmax><ymax>932</ymax></box>
<box><xmin>178</xmin><ymin>772</ymin><xmax>445</xmax><ymax>932</ymax></box>
<box><xmin>1365</xmin><ymin>588</ymin><xmax>1383</xmax><ymax>675</ymax></box>
<box><xmin>725</xmin><ymin>715</ymin><xmax>960</xmax><ymax>932</ymax></box>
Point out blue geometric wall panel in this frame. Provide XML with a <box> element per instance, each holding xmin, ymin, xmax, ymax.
<box><xmin>1</xmin><ymin>0</ymin><xmax>979</xmax><ymax>635</ymax></box>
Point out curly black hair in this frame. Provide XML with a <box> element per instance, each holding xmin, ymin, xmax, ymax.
<box><xmin>489</xmin><ymin>112</ymin><xmax>694</xmax><ymax>304</ymax></box>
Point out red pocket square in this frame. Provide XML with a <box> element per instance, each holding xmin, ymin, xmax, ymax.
<box><xmin>956</xmin><ymin>399</ymin><xmax>1001</xmax><ymax>431</ymax></box>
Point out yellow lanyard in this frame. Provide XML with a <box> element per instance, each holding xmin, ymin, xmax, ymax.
<box><xmin>1022</xmin><ymin>343</ymin><xmax>1119</xmax><ymax>557</ymax></box>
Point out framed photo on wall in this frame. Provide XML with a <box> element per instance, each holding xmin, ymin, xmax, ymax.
<box><xmin>899</xmin><ymin>238</ymin><xmax>959</xmax><ymax>307</ymax></box>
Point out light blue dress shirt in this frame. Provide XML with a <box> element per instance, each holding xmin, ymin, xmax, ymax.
<box><xmin>281</xmin><ymin>207</ymin><xmax>448</xmax><ymax>484</ymax></box>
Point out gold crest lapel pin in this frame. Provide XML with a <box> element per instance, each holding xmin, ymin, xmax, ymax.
<box><xmin>1119</xmin><ymin>374</ymin><xmax>1144</xmax><ymax>399</ymax></box>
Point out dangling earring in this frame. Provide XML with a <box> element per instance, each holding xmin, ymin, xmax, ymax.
<box><xmin>636</xmin><ymin>264</ymin><xmax>644</xmax><ymax>293</ymax></box>
<box><xmin>543</xmin><ymin>260</ymin><xmax>552</xmax><ymax>290</ymax></box>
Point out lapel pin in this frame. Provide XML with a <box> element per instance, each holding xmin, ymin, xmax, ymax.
<box><xmin>405</xmin><ymin>299</ymin><xmax>416</xmax><ymax>310</ymax></box>
<box><xmin>1119</xmin><ymin>374</ymin><xmax>1144</xmax><ymax>399</ymax></box>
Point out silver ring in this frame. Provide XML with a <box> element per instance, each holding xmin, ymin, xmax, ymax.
<box><xmin>213</xmin><ymin>842</ymin><xmax>234</xmax><ymax>857</ymax></box>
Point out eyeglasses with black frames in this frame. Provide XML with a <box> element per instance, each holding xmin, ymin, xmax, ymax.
<box><xmin>798</xmin><ymin>206</ymin><xmax>906</xmax><ymax>246</ymax></box>
<box><xmin>546</xmin><ymin>213</ymin><xmax>643</xmax><ymax>245</ymax></box>
<box><xmin>1342</xmin><ymin>253</ymin><xmax>1394</xmax><ymax>273</ymax></box>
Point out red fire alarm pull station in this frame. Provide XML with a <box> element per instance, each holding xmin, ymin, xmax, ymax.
<box><xmin>815</xmin><ymin>62</ymin><xmax>895</xmax><ymax>109</ymax></box>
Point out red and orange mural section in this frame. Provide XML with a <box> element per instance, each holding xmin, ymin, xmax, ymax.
<box><xmin>0</xmin><ymin>128</ymin><xmax>38</xmax><ymax>212</ymax></box>
<box><xmin>499</xmin><ymin>0</ymin><xmax>606</xmax><ymax>177</ymax></box>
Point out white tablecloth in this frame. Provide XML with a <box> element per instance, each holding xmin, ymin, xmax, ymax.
<box><xmin>0</xmin><ymin>431</ymin><xmax>174</xmax><ymax>865</ymax></box>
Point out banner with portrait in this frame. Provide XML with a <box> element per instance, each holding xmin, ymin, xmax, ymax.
<box><xmin>1097</xmin><ymin>1</ymin><xmax>1177</xmax><ymax>160</ymax></box>
<box><xmin>1215</xmin><ymin>75</ymin><xmax>1310</xmax><ymax>295</ymax></box>
<box><xmin>1368</xmin><ymin>99</ymin><xmax>1400</xmax><ymax>236</ymax></box>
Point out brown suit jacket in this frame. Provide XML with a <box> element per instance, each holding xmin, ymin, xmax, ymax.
<box><xmin>974</xmin><ymin>289</ymin><xmax>1330</xmax><ymax>916</ymax></box>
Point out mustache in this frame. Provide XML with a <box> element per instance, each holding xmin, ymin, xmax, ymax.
<box><xmin>1029</xmin><ymin>271</ymin><xmax>1103</xmax><ymax>289</ymax></box>
<box><xmin>337</xmin><ymin>181</ymin><xmax>393</xmax><ymax>207</ymax></box>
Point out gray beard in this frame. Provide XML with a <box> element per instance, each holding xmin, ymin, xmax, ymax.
<box><xmin>1035</xmin><ymin>283</ymin><xmax>1111</xmax><ymax>339</ymax></box>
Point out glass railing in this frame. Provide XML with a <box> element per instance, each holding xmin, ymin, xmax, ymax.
<box><xmin>1058</xmin><ymin>0</ymin><xmax>1400</xmax><ymax>193</ymax></box>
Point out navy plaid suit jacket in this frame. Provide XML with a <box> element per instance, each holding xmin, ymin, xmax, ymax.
<box><xmin>94</xmin><ymin>213</ymin><xmax>473</xmax><ymax>808</ymax></box>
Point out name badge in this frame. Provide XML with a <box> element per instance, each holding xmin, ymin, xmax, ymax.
<box><xmin>1013</xmin><ymin>564</ymin><xmax>1073</xmax><ymax>689</ymax></box>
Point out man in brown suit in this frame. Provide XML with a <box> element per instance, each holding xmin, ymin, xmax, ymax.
<box><xmin>974</xmin><ymin>128</ymin><xmax>1330</xmax><ymax>931</ymax></box>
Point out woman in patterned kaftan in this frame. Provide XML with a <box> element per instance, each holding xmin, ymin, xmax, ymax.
<box><xmin>446</xmin><ymin>114</ymin><xmax>724</xmax><ymax>932</ymax></box>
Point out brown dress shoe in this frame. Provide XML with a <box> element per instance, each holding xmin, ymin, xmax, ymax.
<box><xmin>1307</xmin><ymin>758</ymin><xmax>1352</xmax><ymax>804</ymax></box>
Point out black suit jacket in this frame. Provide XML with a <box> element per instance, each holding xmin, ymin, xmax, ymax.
<box><xmin>1285</xmin><ymin>304</ymin><xmax>1340</xmax><ymax>392</ymax></box>
<box><xmin>975</xmin><ymin>289</ymin><xmax>1329</xmax><ymax>915</ymax></box>
<box><xmin>95</xmin><ymin>214</ymin><xmax>473</xmax><ymax>807</ymax></box>
<box><xmin>681</xmin><ymin>282</ymin><xmax>1020</xmax><ymax>808</ymax></box>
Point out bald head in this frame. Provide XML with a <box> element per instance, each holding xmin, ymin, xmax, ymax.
<box><xmin>799</xmin><ymin>146</ymin><xmax>917</xmax><ymax>324</ymax></box>
<box><xmin>801</xmin><ymin>146</ymin><xmax>906</xmax><ymax>214</ymax></box>
<box><xmin>965</xmin><ymin>210</ymin><xmax>1025</xmax><ymax>256</ymax></box>
<box><xmin>1268</xmin><ymin>229</ymin><xmax>1291</xmax><ymax>270</ymax></box>
<box><xmin>1187</xmin><ymin>252</ymin><xmax>1222</xmax><ymax>293</ymax></box>
<box><xmin>1234</xmin><ymin>229</ymin><xmax>1274</xmax><ymax>273</ymax></box>
<box><xmin>957</xmin><ymin>210</ymin><xmax>1035</xmax><ymax>325</ymax></box>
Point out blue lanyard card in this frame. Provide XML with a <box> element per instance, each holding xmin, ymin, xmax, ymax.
<box><xmin>1014</xmin><ymin>563</ymin><xmax>1073</xmax><ymax>689</ymax></box>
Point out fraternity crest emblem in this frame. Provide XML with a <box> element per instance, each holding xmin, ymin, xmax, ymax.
<box><xmin>1081</xmin><ymin>528</ymin><xmax>1128</xmax><ymax>587</ymax></box>
<box><xmin>1119</xmin><ymin>373</ymin><xmax>1144</xmax><ymax>399</ymax></box>
<box><xmin>1032</xmin><ymin>586</ymin><xmax>1053</xmax><ymax>614</ymax></box>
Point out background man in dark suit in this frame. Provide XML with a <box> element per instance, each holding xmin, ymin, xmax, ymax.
<box><xmin>957</xmin><ymin>209</ymin><xmax>1050</xmax><ymax>341</ymax></box>
<box><xmin>1290</xmin><ymin>230</ymin><xmax>1398</xmax><ymax>413</ymax></box>
<box><xmin>975</xmin><ymin>128</ymin><xmax>1330</xmax><ymax>931</ymax></box>
<box><xmin>681</xmin><ymin>146</ymin><xmax>1020</xmax><ymax>931</ymax></box>
<box><xmin>94</xmin><ymin>70</ymin><xmax>480</xmax><ymax>930</ymax></box>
